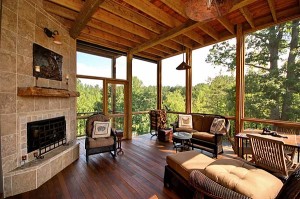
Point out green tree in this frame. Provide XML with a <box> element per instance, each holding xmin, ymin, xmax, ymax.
<box><xmin>206</xmin><ymin>20</ymin><xmax>300</xmax><ymax>122</ymax></box>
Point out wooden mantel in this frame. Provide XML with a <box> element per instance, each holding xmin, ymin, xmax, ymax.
<box><xmin>17</xmin><ymin>87</ymin><xmax>80</xmax><ymax>98</ymax></box>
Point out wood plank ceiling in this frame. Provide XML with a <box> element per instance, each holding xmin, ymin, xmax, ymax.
<box><xmin>44</xmin><ymin>0</ymin><xmax>300</xmax><ymax>61</ymax></box>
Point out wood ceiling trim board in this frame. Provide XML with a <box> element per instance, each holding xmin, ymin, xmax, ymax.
<box><xmin>198</xmin><ymin>24</ymin><xmax>219</xmax><ymax>41</ymax></box>
<box><xmin>130</xmin><ymin>19</ymin><xmax>200</xmax><ymax>53</ymax></box>
<box><xmin>217</xmin><ymin>17</ymin><xmax>236</xmax><ymax>35</ymax></box>
<box><xmin>160</xmin><ymin>0</ymin><xmax>187</xmax><ymax>17</ymax></box>
<box><xmin>267</xmin><ymin>0</ymin><xmax>277</xmax><ymax>22</ymax></box>
<box><xmin>69</xmin><ymin>0</ymin><xmax>104</xmax><ymax>39</ymax></box>
<box><xmin>240</xmin><ymin>7</ymin><xmax>255</xmax><ymax>28</ymax></box>
<box><xmin>48</xmin><ymin>0</ymin><xmax>157</xmax><ymax>40</ymax></box>
<box><xmin>122</xmin><ymin>0</ymin><xmax>181</xmax><ymax>28</ymax></box>
<box><xmin>101</xmin><ymin>0</ymin><xmax>165</xmax><ymax>34</ymax></box>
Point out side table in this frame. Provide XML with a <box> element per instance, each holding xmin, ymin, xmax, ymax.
<box><xmin>115</xmin><ymin>130</ymin><xmax>124</xmax><ymax>155</ymax></box>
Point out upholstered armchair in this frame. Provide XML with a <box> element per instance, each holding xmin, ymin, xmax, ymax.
<box><xmin>85</xmin><ymin>114</ymin><xmax>117</xmax><ymax>162</ymax></box>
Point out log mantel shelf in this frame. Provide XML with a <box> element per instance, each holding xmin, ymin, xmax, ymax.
<box><xmin>17</xmin><ymin>87</ymin><xmax>80</xmax><ymax>98</ymax></box>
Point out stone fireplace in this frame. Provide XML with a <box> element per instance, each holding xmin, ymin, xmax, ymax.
<box><xmin>0</xmin><ymin>0</ymin><xmax>79</xmax><ymax>197</ymax></box>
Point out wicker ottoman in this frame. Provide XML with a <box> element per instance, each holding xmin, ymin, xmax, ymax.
<box><xmin>158</xmin><ymin>128</ymin><xmax>173</xmax><ymax>142</ymax></box>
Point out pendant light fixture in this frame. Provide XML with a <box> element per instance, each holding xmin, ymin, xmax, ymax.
<box><xmin>176</xmin><ymin>38</ymin><xmax>191</xmax><ymax>70</ymax></box>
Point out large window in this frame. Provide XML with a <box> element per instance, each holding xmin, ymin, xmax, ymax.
<box><xmin>162</xmin><ymin>54</ymin><xmax>186</xmax><ymax>113</ymax></box>
<box><xmin>192</xmin><ymin>40</ymin><xmax>236</xmax><ymax>116</ymax></box>
<box><xmin>244</xmin><ymin>20</ymin><xmax>300</xmax><ymax>122</ymax></box>
<box><xmin>77</xmin><ymin>52</ymin><xmax>112</xmax><ymax>77</ymax></box>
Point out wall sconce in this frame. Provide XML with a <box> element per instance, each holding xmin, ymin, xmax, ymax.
<box><xmin>35</xmin><ymin>65</ymin><xmax>40</xmax><ymax>87</ymax></box>
<box><xmin>44</xmin><ymin>28</ymin><xmax>62</xmax><ymax>45</ymax></box>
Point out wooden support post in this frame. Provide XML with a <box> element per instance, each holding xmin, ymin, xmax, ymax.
<box><xmin>126</xmin><ymin>53</ymin><xmax>133</xmax><ymax>139</ymax></box>
<box><xmin>111</xmin><ymin>57</ymin><xmax>117</xmax><ymax>125</ymax></box>
<box><xmin>157</xmin><ymin>60</ymin><xmax>162</xmax><ymax>110</ymax></box>
<box><xmin>186</xmin><ymin>48</ymin><xmax>192</xmax><ymax>114</ymax></box>
<box><xmin>103</xmin><ymin>79</ymin><xmax>108</xmax><ymax>115</ymax></box>
<box><xmin>235</xmin><ymin>24</ymin><xmax>245</xmax><ymax>135</ymax></box>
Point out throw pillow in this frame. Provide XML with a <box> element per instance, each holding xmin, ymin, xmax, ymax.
<box><xmin>178</xmin><ymin>114</ymin><xmax>193</xmax><ymax>128</ymax></box>
<box><xmin>210</xmin><ymin>118</ymin><xmax>226</xmax><ymax>134</ymax></box>
<box><xmin>92</xmin><ymin>121</ymin><xmax>111</xmax><ymax>138</ymax></box>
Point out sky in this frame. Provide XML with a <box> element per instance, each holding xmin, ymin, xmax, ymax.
<box><xmin>77</xmin><ymin>41</ymin><xmax>233</xmax><ymax>87</ymax></box>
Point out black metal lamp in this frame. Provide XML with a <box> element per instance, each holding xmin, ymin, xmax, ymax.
<box><xmin>44</xmin><ymin>28</ymin><xmax>62</xmax><ymax>45</ymax></box>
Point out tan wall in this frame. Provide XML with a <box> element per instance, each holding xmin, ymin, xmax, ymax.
<box><xmin>0</xmin><ymin>0</ymin><xmax>77</xmax><ymax>189</ymax></box>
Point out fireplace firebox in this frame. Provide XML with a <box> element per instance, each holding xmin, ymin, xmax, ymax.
<box><xmin>27</xmin><ymin>116</ymin><xmax>66</xmax><ymax>155</ymax></box>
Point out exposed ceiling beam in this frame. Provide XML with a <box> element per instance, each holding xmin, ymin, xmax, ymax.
<box><xmin>69</xmin><ymin>0</ymin><xmax>104</xmax><ymax>39</ymax></box>
<box><xmin>240</xmin><ymin>7</ymin><xmax>255</xmax><ymax>28</ymax></box>
<box><xmin>198</xmin><ymin>24</ymin><xmax>219</xmax><ymax>40</ymax></box>
<box><xmin>267</xmin><ymin>0</ymin><xmax>277</xmax><ymax>23</ymax></box>
<box><xmin>217</xmin><ymin>17</ymin><xmax>235</xmax><ymax>35</ymax></box>
<box><xmin>130</xmin><ymin>20</ymin><xmax>199</xmax><ymax>54</ymax></box>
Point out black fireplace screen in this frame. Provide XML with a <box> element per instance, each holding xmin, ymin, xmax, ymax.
<box><xmin>27</xmin><ymin>116</ymin><xmax>66</xmax><ymax>154</ymax></box>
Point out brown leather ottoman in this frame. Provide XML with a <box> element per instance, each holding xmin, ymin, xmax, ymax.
<box><xmin>158</xmin><ymin>128</ymin><xmax>173</xmax><ymax>142</ymax></box>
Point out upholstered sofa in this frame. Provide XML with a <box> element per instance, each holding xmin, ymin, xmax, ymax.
<box><xmin>164</xmin><ymin>151</ymin><xmax>300</xmax><ymax>199</ymax></box>
<box><xmin>173</xmin><ymin>113</ymin><xmax>230</xmax><ymax>158</ymax></box>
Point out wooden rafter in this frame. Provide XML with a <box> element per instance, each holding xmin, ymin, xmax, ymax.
<box><xmin>217</xmin><ymin>17</ymin><xmax>235</xmax><ymax>35</ymax></box>
<box><xmin>240</xmin><ymin>7</ymin><xmax>255</xmax><ymax>28</ymax></box>
<box><xmin>229</xmin><ymin>0</ymin><xmax>258</xmax><ymax>12</ymax></box>
<box><xmin>198</xmin><ymin>24</ymin><xmax>219</xmax><ymax>40</ymax></box>
<box><xmin>184</xmin><ymin>31</ymin><xmax>205</xmax><ymax>45</ymax></box>
<box><xmin>122</xmin><ymin>0</ymin><xmax>180</xmax><ymax>28</ymax></box>
<box><xmin>267</xmin><ymin>0</ymin><xmax>277</xmax><ymax>23</ymax></box>
<box><xmin>69</xmin><ymin>0</ymin><xmax>104</xmax><ymax>39</ymax></box>
<box><xmin>130</xmin><ymin>20</ymin><xmax>199</xmax><ymax>54</ymax></box>
<box><xmin>160</xmin><ymin>0</ymin><xmax>186</xmax><ymax>17</ymax></box>
<box><xmin>100</xmin><ymin>1</ymin><xmax>165</xmax><ymax>34</ymax></box>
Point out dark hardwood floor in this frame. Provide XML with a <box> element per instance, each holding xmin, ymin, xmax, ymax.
<box><xmin>7</xmin><ymin>134</ymin><xmax>235</xmax><ymax>199</ymax></box>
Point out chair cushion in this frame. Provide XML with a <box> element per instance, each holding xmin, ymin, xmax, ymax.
<box><xmin>88</xmin><ymin>136</ymin><xmax>115</xmax><ymax>148</ymax></box>
<box><xmin>192</xmin><ymin>132</ymin><xmax>215</xmax><ymax>143</ymax></box>
<box><xmin>166</xmin><ymin>151</ymin><xmax>215</xmax><ymax>181</ymax></box>
<box><xmin>204</xmin><ymin>159</ymin><xmax>283</xmax><ymax>199</ymax></box>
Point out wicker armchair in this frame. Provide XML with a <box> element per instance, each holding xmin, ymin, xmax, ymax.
<box><xmin>247</xmin><ymin>134</ymin><xmax>299</xmax><ymax>178</ymax></box>
<box><xmin>85</xmin><ymin>114</ymin><xmax>117</xmax><ymax>162</ymax></box>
